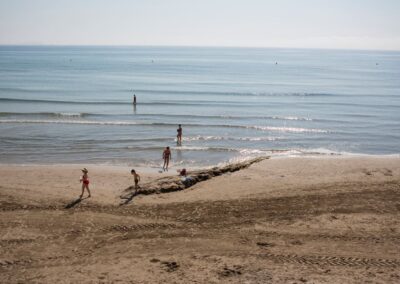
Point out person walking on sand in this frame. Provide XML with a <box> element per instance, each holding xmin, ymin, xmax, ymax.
<box><xmin>163</xmin><ymin>146</ymin><xmax>172</xmax><ymax>171</ymax></box>
<box><xmin>177</xmin><ymin>124</ymin><xmax>182</xmax><ymax>145</ymax></box>
<box><xmin>131</xmin><ymin>169</ymin><xmax>140</xmax><ymax>190</ymax></box>
<box><xmin>79</xmin><ymin>168</ymin><xmax>91</xmax><ymax>198</ymax></box>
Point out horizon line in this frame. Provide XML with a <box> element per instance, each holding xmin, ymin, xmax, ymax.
<box><xmin>0</xmin><ymin>44</ymin><xmax>399</xmax><ymax>52</ymax></box>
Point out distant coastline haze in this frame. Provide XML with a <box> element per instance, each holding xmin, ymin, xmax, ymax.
<box><xmin>0</xmin><ymin>0</ymin><xmax>399</xmax><ymax>50</ymax></box>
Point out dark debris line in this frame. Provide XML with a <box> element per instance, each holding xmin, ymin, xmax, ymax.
<box><xmin>120</xmin><ymin>156</ymin><xmax>269</xmax><ymax>201</ymax></box>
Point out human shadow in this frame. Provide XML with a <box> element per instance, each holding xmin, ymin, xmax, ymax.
<box><xmin>64</xmin><ymin>196</ymin><xmax>90</xmax><ymax>209</ymax></box>
<box><xmin>119</xmin><ymin>188</ymin><xmax>140</xmax><ymax>206</ymax></box>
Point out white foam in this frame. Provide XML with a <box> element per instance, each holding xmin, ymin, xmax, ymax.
<box><xmin>0</xmin><ymin>119</ymin><xmax>140</xmax><ymax>126</ymax></box>
<box><xmin>172</xmin><ymin>145</ymin><xmax>237</xmax><ymax>152</ymax></box>
<box><xmin>55</xmin><ymin>112</ymin><xmax>84</xmax><ymax>117</ymax></box>
<box><xmin>0</xmin><ymin>119</ymin><xmax>329</xmax><ymax>134</ymax></box>
<box><xmin>252</xmin><ymin>126</ymin><xmax>329</xmax><ymax>133</ymax></box>
<box><xmin>271</xmin><ymin>116</ymin><xmax>313</xmax><ymax>121</ymax></box>
<box><xmin>182</xmin><ymin>135</ymin><xmax>282</xmax><ymax>142</ymax></box>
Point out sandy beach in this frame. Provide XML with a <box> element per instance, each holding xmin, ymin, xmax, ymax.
<box><xmin>1</xmin><ymin>156</ymin><xmax>400</xmax><ymax>283</ymax></box>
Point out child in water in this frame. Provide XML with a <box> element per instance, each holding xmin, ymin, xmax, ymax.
<box><xmin>131</xmin><ymin>169</ymin><xmax>140</xmax><ymax>190</ymax></box>
<box><xmin>79</xmin><ymin>168</ymin><xmax>91</xmax><ymax>198</ymax></box>
<box><xmin>162</xmin><ymin>146</ymin><xmax>172</xmax><ymax>171</ymax></box>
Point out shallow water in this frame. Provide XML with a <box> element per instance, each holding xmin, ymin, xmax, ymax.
<box><xmin>0</xmin><ymin>46</ymin><xmax>399</xmax><ymax>167</ymax></box>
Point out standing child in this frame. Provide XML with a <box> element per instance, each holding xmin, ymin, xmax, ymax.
<box><xmin>131</xmin><ymin>169</ymin><xmax>140</xmax><ymax>190</ymax></box>
<box><xmin>79</xmin><ymin>168</ymin><xmax>91</xmax><ymax>198</ymax></box>
<box><xmin>162</xmin><ymin>146</ymin><xmax>172</xmax><ymax>171</ymax></box>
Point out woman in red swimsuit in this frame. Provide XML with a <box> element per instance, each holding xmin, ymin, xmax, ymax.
<box><xmin>79</xmin><ymin>168</ymin><xmax>91</xmax><ymax>198</ymax></box>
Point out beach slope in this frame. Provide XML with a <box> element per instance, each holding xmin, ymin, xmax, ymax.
<box><xmin>1</xmin><ymin>157</ymin><xmax>400</xmax><ymax>283</ymax></box>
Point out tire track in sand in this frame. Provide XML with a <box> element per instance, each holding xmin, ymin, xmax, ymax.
<box><xmin>257</xmin><ymin>252</ymin><xmax>400</xmax><ymax>268</ymax></box>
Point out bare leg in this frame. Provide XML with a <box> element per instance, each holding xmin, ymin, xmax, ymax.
<box><xmin>86</xmin><ymin>185</ymin><xmax>91</xmax><ymax>198</ymax></box>
<box><xmin>80</xmin><ymin>184</ymin><xmax>85</xmax><ymax>198</ymax></box>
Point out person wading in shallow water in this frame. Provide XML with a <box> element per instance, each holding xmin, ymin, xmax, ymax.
<box><xmin>177</xmin><ymin>124</ymin><xmax>183</xmax><ymax>145</ymax></box>
<box><xmin>79</xmin><ymin>168</ymin><xmax>91</xmax><ymax>198</ymax></box>
<box><xmin>163</xmin><ymin>146</ymin><xmax>172</xmax><ymax>171</ymax></box>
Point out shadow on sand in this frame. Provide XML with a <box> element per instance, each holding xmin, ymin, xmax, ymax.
<box><xmin>65</xmin><ymin>196</ymin><xmax>90</xmax><ymax>209</ymax></box>
<box><xmin>119</xmin><ymin>189</ymin><xmax>140</xmax><ymax>206</ymax></box>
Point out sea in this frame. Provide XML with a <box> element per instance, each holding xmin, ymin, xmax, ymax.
<box><xmin>0</xmin><ymin>46</ymin><xmax>399</xmax><ymax>169</ymax></box>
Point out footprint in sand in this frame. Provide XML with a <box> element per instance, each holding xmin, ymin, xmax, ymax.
<box><xmin>160</xmin><ymin>261</ymin><xmax>179</xmax><ymax>272</ymax></box>
<box><xmin>219</xmin><ymin>266</ymin><xmax>242</xmax><ymax>277</ymax></box>
<box><xmin>362</xmin><ymin>169</ymin><xmax>372</xmax><ymax>176</ymax></box>
<box><xmin>382</xmin><ymin>168</ymin><xmax>393</xmax><ymax>176</ymax></box>
<box><xmin>256</xmin><ymin>242</ymin><xmax>275</xmax><ymax>248</ymax></box>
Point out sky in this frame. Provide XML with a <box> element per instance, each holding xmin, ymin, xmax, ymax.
<box><xmin>0</xmin><ymin>0</ymin><xmax>399</xmax><ymax>50</ymax></box>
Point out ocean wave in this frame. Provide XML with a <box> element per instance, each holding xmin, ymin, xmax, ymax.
<box><xmin>54</xmin><ymin>112</ymin><xmax>85</xmax><ymax>117</ymax></box>
<box><xmin>122</xmin><ymin>145</ymin><xmax>239</xmax><ymax>152</ymax></box>
<box><xmin>134</xmin><ymin>113</ymin><xmax>313</xmax><ymax>121</ymax></box>
<box><xmin>151</xmin><ymin>113</ymin><xmax>313</xmax><ymax>121</ymax></box>
<box><xmin>3</xmin><ymin>96</ymin><xmax>396</xmax><ymax>109</ymax></box>
<box><xmin>0</xmin><ymin>111</ymin><xmax>313</xmax><ymax>122</ymax></box>
<box><xmin>1</xmin><ymin>87</ymin><xmax>339</xmax><ymax>97</ymax></box>
<box><xmin>4</xmin><ymin>86</ymin><xmax>396</xmax><ymax>99</ymax></box>
<box><xmin>0</xmin><ymin>97</ymin><xmax>201</xmax><ymax>106</ymax></box>
<box><xmin>127</xmin><ymin>88</ymin><xmax>337</xmax><ymax>98</ymax></box>
<box><xmin>271</xmin><ymin>116</ymin><xmax>312</xmax><ymax>121</ymax></box>
<box><xmin>0</xmin><ymin>97</ymin><xmax>128</xmax><ymax>105</ymax></box>
<box><xmin>235</xmin><ymin>148</ymin><xmax>346</xmax><ymax>158</ymax></box>
<box><xmin>123</xmin><ymin>146</ymin><xmax>300</xmax><ymax>154</ymax></box>
<box><xmin>172</xmin><ymin>146</ymin><xmax>237</xmax><ymax>152</ymax></box>
<box><xmin>0</xmin><ymin>119</ymin><xmax>138</xmax><ymax>126</ymax></box>
<box><xmin>183</xmin><ymin>135</ymin><xmax>283</xmax><ymax>142</ymax></box>
<box><xmin>251</xmin><ymin>126</ymin><xmax>329</xmax><ymax>133</ymax></box>
<box><xmin>0</xmin><ymin>119</ymin><xmax>329</xmax><ymax>133</ymax></box>
<box><xmin>0</xmin><ymin>112</ymin><xmax>88</xmax><ymax>118</ymax></box>
<box><xmin>217</xmin><ymin>148</ymin><xmax>346</xmax><ymax>166</ymax></box>
<box><xmin>0</xmin><ymin>87</ymin><xmax>62</xmax><ymax>93</ymax></box>
<box><xmin>0</xmin><ymin>97</ymin><xmax>254</xmax><ymax>107</ymax></box>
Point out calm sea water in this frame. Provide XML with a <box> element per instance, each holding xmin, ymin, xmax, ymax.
<box><xmin>0</xmin><ymin>46</ymin><xmax>399</xmax><ymax>168</ymax></box>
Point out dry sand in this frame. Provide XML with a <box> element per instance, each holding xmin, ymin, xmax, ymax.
<box><xmin>1</xmin><ymin>156</ymin><xmax>400</xmax><ymax>283</ymax></box>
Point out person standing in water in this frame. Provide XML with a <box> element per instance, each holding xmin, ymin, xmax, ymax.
<box><xmin>133</xmin><ymin>94</ymin><xmax>137</xmax><ymax>105</ymax></box>
<box><xmin>79</xmin><ymin>168</ymin><xmax>91</xmax><ymax>198</ymax></box>
<box><xmin>162</xmin><ymin>146</ymin><xmax>172</xmax><ymax>171</ymax></box>
<box><xmin>177</xmin><ymin>124</ymin><xmax>182</xmax><ymax>145</ymax></box>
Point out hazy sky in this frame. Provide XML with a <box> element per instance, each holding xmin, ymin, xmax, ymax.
<box><xmin>1</xmin><ymin>0</ymin><xmax>399</xmax><ymax>50</ymax></box>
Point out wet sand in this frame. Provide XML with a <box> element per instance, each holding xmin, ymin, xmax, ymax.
<box><xmin>1</xmin><ymin>156</ymin><xmax>400</xmax><ymax>283</ymax></box>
